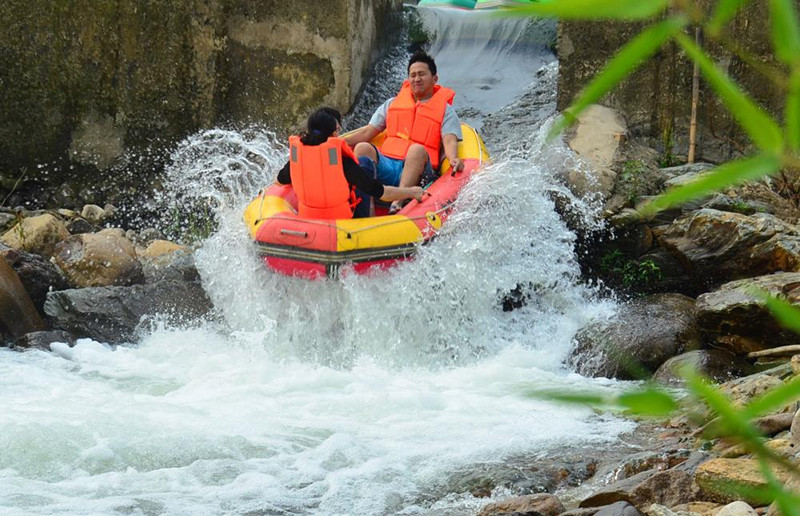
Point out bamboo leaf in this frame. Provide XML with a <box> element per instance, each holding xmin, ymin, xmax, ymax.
<box><xmin>676</xmin><ymin>33</ymin><xmax>785</xmax><ymax>153</ymax></box>
<box><xmin>549</xmin><ymin>17</ymin><xmax>687</xmax><ymax>137</ymax></box>
<box><xmin>685</xmin><ymin>373</ymin><xmax>763</xmax><ymax>442</ymax></box>
<box><xmin>762</xmin><ymin>293</ymin><xmax>800</xmax><ymax>334</ymax></box>
<box><xmin>769</xmin><ymin>0</ymin><xmax>800</xmax><ymax>67</ymax></box>
<box><xmin>508</xmin><ymin>0</ymin><xmax>669</xmax><ymax>20</ymax></box>
<box><xmin>617</xmin><ymin>388</ymin><xmax>679</xmax><ymax>416</ymax></box>
<box><xmin>708</xmin><ymin>0</ymin><xmax>749</xmax><ymax>37</ymax></box>
<box><xmin>789</xmin><ymin>69</ymin><xmax>800</xmax><ymax>151</ymax></box>
<box><xmin>744</xmin><ymin>375</ymin><xmax>800</xmax><ymax>419</ymax></box>
<box><xmin>639</xmin><ymin>153</ymin><xmax>781</xmax><ymax>216</ymax></box>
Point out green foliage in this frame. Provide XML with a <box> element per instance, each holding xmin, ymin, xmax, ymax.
<box><xmin>164</xmin><ymin>202</ymin><xmax>217</xmax><ymax>245</ymax></box>
<box><xmin>620</xmin><ymin>159</ymin><xmax>647</xmax><ymax>203</ymax></box>
<box><xmin>658</xmin><ymin>122</ymin><xmax>679</xmax><ymax>168</ymax></box>
<box><xmin>600</xmin><ymin>249</ymin><xmax>663</xmax><ymax>290</ymax></box>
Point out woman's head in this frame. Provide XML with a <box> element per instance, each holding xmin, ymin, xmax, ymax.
<box><xmin>301</xmin><ymin>107</ymin><xmax>342</xmax><ymax>145</ymax></box>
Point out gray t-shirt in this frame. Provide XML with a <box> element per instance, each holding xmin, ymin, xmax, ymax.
<box><xmin>368</xmin><ymin>97</ymin><xmax>463</xmax><ymax>164</ymax></box>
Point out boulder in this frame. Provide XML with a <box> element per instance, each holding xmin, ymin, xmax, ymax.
<box><xmin>564</xmin><ymin>104</ymin><xmax>626</xmax><ymax>203</ymax></box>
<box><xmin>0</xmin><ymin>213</ymin><xmax>70</xmax><ymax>257</ymax></box>
<box><xmin>659</xmin><ymin>209</ymin><xmax>800</xmax><ymax>289</ymax></box>
<box><xmin>579</xmin><ymin>468</ymin><xmax>699</xmax><ymax>508</ymax></box>
<box><xmin>0</xmin><ymin>256</ymin><xmax>46</xmax><ymax>338</ymax></box>
<box><xmin>13</xmin><ymin>330</ymin><xmax>75</xmax><ymax>351</ymax></box>
<box><xmin>80</xmin><ymin>204</ymin><xmax>107</xmax><ymax>224</ymax></box>
<box><xmin>568</xmin><ymin>294</ymin><xmax>700</xmax><ymax>380</ymax></box>
<box><xmin>52</xmin><ymin>232</ymin><xmax>144</xmax><ymax>288</ymax></box>
<box><xmin>694</xmin><ymin>458</ymin><xmax>792</xmax><ymax>506</ymax></box>
<box><xmin>477</xmin><ymin>493</ymin><xmax>564</xmax><ymax>516</ymax></box>
<box><xmin>653</xmin><ymin>350</ymin><xmax>756</xmax><ymax>386</ymax></box>
<box><xmin>595</xmin><ymin>501</ymin><xmax>642</xmax><ymax>516</ymax></box>
<box><xmin>695</xmin><ymin>272</ymin><xmax>800</xmax><ymax>354</ymax></box>
<box><xmin>138</xmin><ymin>240</ymin><xmax>199</xmax><ymax>283</ymax></box>
<box><xmin>43</xmin><ymin>280</ymin><xmax>213</xmax><ymax>344</ymax></box>
<box><xmin>718</xmin><ymin>370</ymin><xmax>787</xmax><ymax>410</ymax></box>
<box><xmin>0</xmin><ymin>243</ymin><xmax>69</xmax><ymax>310</ymax></box>
<box><xmin>791</xmin><ymin>408</ymin><xmax>800</xmax><ymax>448</ymax></box>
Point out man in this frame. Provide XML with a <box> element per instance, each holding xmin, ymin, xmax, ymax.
<box><xmin>344</xmin><ymin>51</ymin><xmax>463</xmax><ymax>212</ymax></box>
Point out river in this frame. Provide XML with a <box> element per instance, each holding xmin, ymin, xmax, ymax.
<box><xmin>0</xmin><ymin>7</ymin><xmax>636</xmax><ymax>515</ymax></box>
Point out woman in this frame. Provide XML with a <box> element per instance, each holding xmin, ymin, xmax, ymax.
<box><xmin>276</xmin><ymin>108</ymin><xmax>424</xmax><ymax>219</ymax></box>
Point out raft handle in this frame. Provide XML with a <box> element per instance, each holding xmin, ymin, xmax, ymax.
<box><xmin>280</xmin><ymin>229</ymin><xmax>308</xmax><ymax>238</ymax></box>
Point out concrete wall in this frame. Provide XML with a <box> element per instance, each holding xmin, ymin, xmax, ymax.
<box><xmin>0</xmin><ymin>0</ymin><xmax>400</xmax><ymax>206</ymax></box>
<box><xmin>557</xmin><ymin>0</ymin><xmax>792</xmax><ymax>164</ymax></box>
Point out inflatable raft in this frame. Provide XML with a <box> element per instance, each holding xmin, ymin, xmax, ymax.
<box><xmin>244</xmin><ymin>123</ymin><xmax>489</xmax><ymax>279</ymax></box>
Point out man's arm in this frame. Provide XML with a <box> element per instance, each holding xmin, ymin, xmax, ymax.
<box><xmin>343</xmin><ymin>124</ymin><xmax>381</xmax><ymax>147</ymax></box>
<box><xmin>442</xmin><ymin>133</ymin><xmax>463</xmax><ymax>172</ymax></box>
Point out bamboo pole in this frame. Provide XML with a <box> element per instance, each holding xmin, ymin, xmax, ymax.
<box><xmin>688</xmin><ymin>26</ymin><xmax>701</xmax><ymax>164</ymax></box>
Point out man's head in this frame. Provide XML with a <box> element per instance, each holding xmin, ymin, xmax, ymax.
<box><xmin>407</xmin><ymin>51</ymin><xmax>438</xmax><ymax>100</ymax></box>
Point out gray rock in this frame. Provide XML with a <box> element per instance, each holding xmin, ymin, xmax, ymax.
<box><xmin>44</xmin><ymin>280</ymin><xmax>213</xmax><ymax>344</ymax></box>
<box><xmin>477</xmin><ymin>493</ymin><xmax>564</xmax><ymax>516</ymax></box>
<box><xmin>568</xmin><ymin>294</ymin><xmax>700</xmax><ymax>380</ymax></box>
<box><xmin>660</xmin><ymin>209</ymin><xmax>800</xmax><ymax>289</ymax></box>
<box><xmin>65</xmin><ymin>217</ymin><xmax>96</xmax><ymax>235</ymax></box>
<box><xmin>695</xmin><ymin>272</ymin><xmax>800</xmax><ymax>354</ymax></box>
<box><xmin>716</xmin><ymin>501</ymin><xmax>757</xmax><ymax>516</ymax></box>
<box><xmin>13</xmin><ymin>330</ymin><xmax>75</xmax><ymax>351</ymax></box>
<box><xmin>595</xmin><ymin>501</ymin><xmax>643</xmax><ymax>516</ymax></box>
<box><xmin>659</xmin><ymin>162</ymin><xmax>716</xmax><ymax>181</ymax></box>
<box><xmin>0</xmin><ymin>243</ymin><xmax>69</xmax><ymax>310</ymax></box>
<box><xmin>653</xmin><ymin>350</ymin><xmax>756</xmax><ymax>386</ymax></box>
<box><xmin>580</xmin><ymin>468</ymin><xmax>699</xmax><ymax>509</ymax></box>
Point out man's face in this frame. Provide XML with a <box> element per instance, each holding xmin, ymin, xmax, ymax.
<box><xmin>408</xmin><ymin>61</ymin><xmax>437</xmax><ymax>100</ymax></box>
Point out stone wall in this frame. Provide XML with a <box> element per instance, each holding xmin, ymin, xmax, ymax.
<box><xmin>557</xmin><ymin>0</ymin><xmax>792</xmax><ymax>164</ymax></box>
<box><xmin>0</xmin><ymin>0</ymin><xmax>400</xmax><ymax>207</ymax></box>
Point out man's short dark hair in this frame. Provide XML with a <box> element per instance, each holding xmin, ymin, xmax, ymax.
<box><xmin>408</xmin><ymin>51</ymin><xmax>437</xmax><ymax>76</ymax></box>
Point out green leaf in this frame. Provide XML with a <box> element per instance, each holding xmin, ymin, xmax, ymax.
<box><xmin>685</xmin><ymin>373</ymin><xmax>763</xmax><ymax>441</ymax></box>
<box><xmin>532</xmin><ymin>391</ymin><xmax>607</xmax><ymax>406</ymax></box>
<box><xmin>788</xmin><ymin>69</ymin><xmax>800</xmax><ymax>151</ymax></box>
<box><xmin>508</xmin><ymin>0</ymin><xmax>669</xmax><ymax>20</ymax></box>
<box><xmin>676</xmin><ymin>33</ymin><xmax>785</xmax><ymax>154</ymax></box>
<box><xmin>744</xmin><ymin>375</ymin><xmax>800</xmax><ymax>419</ymax></box>
<box><xmin>617</xmin><ymin>388</ymin><xmax>679</xmax><ymax>416</ymax></box>
<box><xmin>639</xmin><ymin>153</ymin><xmax>781</xmax><ymax>216</ymax></box>
<box><xmin>708</xmin><ymin>0</ymin><xmax>749</xmax><ymax>37</ymax></box>
<box><xmin>549</xmin><ymin>16</ymin><xmax>687</xmax><ymax>138</ymax></box>
<box><xmin>762</xmin><ymin>293</ymin><xmax>800</xmax><ymax>334</ymax></box>
<box><xmin>769</xmin><ymin>0</ymin><xmax>800</xmax><ymax>67</ymax></box>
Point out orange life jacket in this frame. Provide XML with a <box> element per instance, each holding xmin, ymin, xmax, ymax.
<box><xmin>289</xmin><ymin>136</ymin><xmax>359</xmax><ymax>220</ymax></box>
<box><xmin>381</xmin><ymin>82</ymin><xmax>455</xmax><ymax>168</ymax></box>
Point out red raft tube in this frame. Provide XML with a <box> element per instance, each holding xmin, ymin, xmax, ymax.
<box><xmin>243</xmin><ymin>123</ymin><xmax>490</xmax><ymax>279</ymax></box>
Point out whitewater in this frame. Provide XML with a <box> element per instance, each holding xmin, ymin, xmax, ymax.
<box><xmin>0</xmin><ymin>7</ymin><xmax>636</xmax><ymax>515</ymax></box>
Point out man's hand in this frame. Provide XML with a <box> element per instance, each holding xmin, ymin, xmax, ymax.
<box><xmin>410</xmin><ymin>186</ymin><xmax>424</xmax><ymax>201</ymax></box>
<box><xmin>450</xmin><ymin>157</ymin><xmax>464</xmax><ymax>173</ymax></box>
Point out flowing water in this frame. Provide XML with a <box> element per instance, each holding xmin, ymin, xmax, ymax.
<box><xmin>0</xmin><ymin>7</ymin><xmax>635</xmax><ymax>515</ymax></box>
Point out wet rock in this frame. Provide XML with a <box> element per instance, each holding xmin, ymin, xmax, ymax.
<box><xmin>80</xmin><ymin>204</ymin><xmax>107</xmax><ymax>224</ymax></box>
<box><xmin>0</xmin><ymin>213</ymin><xmax>70</xmax><ymax>257</ymax></box>
<box><xmin>659</xmin><ymin>209</ymin><xmax>800</xmax><ymax>289</ymax></box>
<box><xmin>668</xmin><ymin>501</ymin><xmax>723</xmax><ymax>515</ymax></box>
<box><xmin>477</xmin><ymin>493</ymin><xmax>564</xmax><ymax>516</ymax></box>
<box><xmin>579</xmin><ymin>468</ymin><xmax>699</xmax><ymax>509</ymax></box>
<box><xmin>718</xmin><ymin>370</ymin><xmax>786</xmax><ymax>410</ymax></box>
<box><xmin>0</xmin><ymin>255</ymin><xmax>46</xmax><ymax>338</ymax></box>
<box><xmin>564</xmin><ymin>104</ymin><xmax>625</xmax><ymax>203</ymax></box>
<box><xmin>65</xmin><ymin>217</ymin><xmax>96</xmax><ymax>235</ymax></box>
<box><xmin>695</xmin><ymin>272</ymin><xmax>800</xmax><ymax>354</ymax></box>
<box><xmin>13</xmin><ymin>330</ymin><xmax>75</xmax><ymax>351</ymax></box>
<box><xmin>568</xmin><ymin>294</ymin><xmax>700</xmax><ymax>380</ymax></box>
<box><xmin>0</xmin><ymin>212</ymin><xmax>16</xmax><ymax>232</ymax></box>
<box><xmin>52</xmin><ymin>232</ymin><xmax>144</xmax><ymax>288</ymax></box>
<box><xmin>595</xmin><ymin>501</ymin><xmax>642</xmax><ymax>516</ymax></box>
<box><xmin>694</xmin><ymin>458</ymin><xmax>791</xmax><ymax>506</ymax></box>
<box><xmin>43</xmin><ymin>279</ymin><xmax>213</xmax><ymax>344</ymax></box>
<box><xmin>661</xmin><ymin>163</ymin><xmax>717</xmax><ymax>187</ymax></box>
<box><xmin>653</xmin><ymin>350</ymin><xmax>756</xmax><ymax>386</ymax></box>
<box><xmin>0</xmin><ymin>243</ymin><xmax>69</xmax><ymax>310</ymax></box>
<box><xmin>791</xmin><ymin>408</ymin><xmax>800</xmax><ymax>448</ymax></box>
<box><xmin>138</xmin><ymin>240</ymin><xmax>199</xmax><ymax>283</ymax></box>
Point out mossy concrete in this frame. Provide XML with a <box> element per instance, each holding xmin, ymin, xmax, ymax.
<box><xmin>0</xmin><ymin>0</ymin><xmax>400</xmax><ymax>208</ymax></box>
<box><xmin>557</xmin><ymin>0</ymin><xmax>792</xmax><ymax>164</ymax></box>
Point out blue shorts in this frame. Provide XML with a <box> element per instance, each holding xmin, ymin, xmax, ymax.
<box><xmin>375</xmin><ymin>150</ymin><xmax>434</xmax><ymax>187</ymax></box>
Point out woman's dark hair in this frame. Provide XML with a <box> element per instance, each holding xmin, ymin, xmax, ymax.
<box><xmin>301</xmin><ymin>107</ymin><xmax>341</xmax><ymax>145</ymax></box>
<box><xmin>408</xmin><ymin>51</ymin><xmax>437</xmax><ymax>76</ymax></box>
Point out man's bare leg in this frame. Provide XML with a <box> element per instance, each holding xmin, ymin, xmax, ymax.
<box><xmin>354</xmin><ymin>142</ymin><xmax>378</xmax><ymax>161</ymax></box>
<box><xmin>398</xmin><ymin>144</ymin><xmax>428</xmax><ymax>187</ymax></box>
